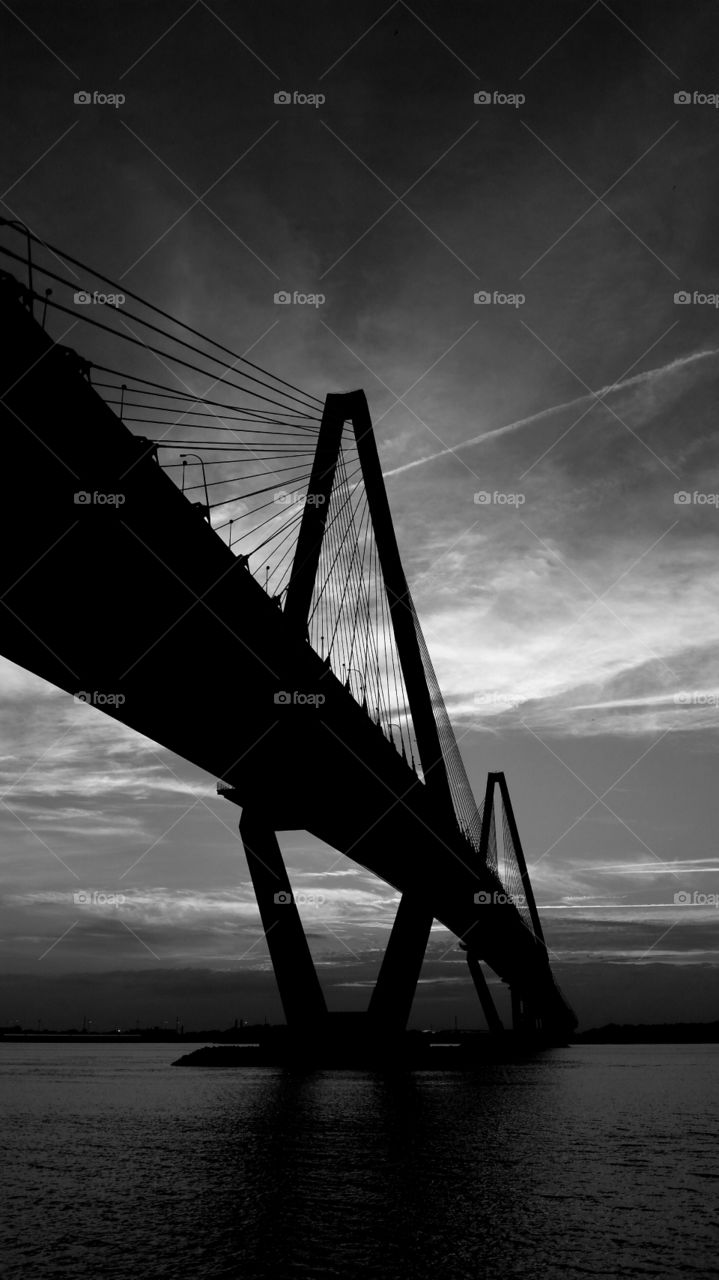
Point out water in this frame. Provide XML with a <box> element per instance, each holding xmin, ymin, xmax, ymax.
<box><xmin>2</xmin><ymin>1043</ymin><xmax>717</xmax><ymax>1279</ymax></box>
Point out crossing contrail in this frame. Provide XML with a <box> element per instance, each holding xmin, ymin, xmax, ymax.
<box><xmin>383</xmin><ymin>347</ymin><xmax>719</xmax><ymax>477</ymax></box>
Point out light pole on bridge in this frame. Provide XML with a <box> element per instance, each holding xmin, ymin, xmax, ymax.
<box><xmin>344</xmin><ymin>665</ymin><xmax>367</xmax><ymax>711</ymax></box>
<box><xmin>180</xmin><ymin>453</ymin><xmax>210</xmax><ymax>522</ymax></box>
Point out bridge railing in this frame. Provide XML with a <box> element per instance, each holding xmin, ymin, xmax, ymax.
<box><xmin>0</xmin><ymin>220</ymin><xmax>430</xmax><ymax>780</ymax></box>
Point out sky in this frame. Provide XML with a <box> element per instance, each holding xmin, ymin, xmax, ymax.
<box><xmin>1</xmin><ymin>0</ymin><xmax>719</xmax><ymax>1030</ymax></box>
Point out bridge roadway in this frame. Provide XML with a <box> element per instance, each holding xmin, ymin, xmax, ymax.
<box><xmin>0</xmin><ymin>273</ymin><xmax>570</xmax><ymax>1031</ymax></box>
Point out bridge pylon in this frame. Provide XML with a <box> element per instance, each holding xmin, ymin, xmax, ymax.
<box><xmin>282</xmin><ymin>391</ymin><xmax>457</xmax><ymax>1035</ymax></box>
<box><xmin>231</xmin><ymin>393</ymin><xmax>560</xmax><ymax>1044</ymax></box>
<box><xmin>0</xmin><ymin>230</ymin><xmax>577</xmax><ymax>1052</ymax></box>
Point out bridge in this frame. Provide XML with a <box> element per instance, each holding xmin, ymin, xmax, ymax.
<box><xmin>0</xmin><ymin>220</ymin><xmax>576</xmax><ymax>1049</ymax></box>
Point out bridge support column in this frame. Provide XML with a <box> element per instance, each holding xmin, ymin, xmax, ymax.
<box><xmin>510</xmin><ymin>985</ymin><xmax>523</xmax><ymax>1032</ymax></box>
<box><xmin>239</xmin><ymin>812</ymin><xmax>327</xmax><ymax>1030</ymax></box>
<box><xmin>466</xmin><ymin>954</ymin><xmax>504</xmax><ymax>1035</ymax></box>
<box><xmin>367</xmin><ymin>893</ymin><xmax>433</xmax><ymax>1033</ymax></box>
<box><xmin>510</xmin><ymin>985</ymin><xmax>541</xmax><ymax>1035</ymax></box>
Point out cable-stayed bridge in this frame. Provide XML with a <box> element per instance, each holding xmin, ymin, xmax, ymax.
<box><xmin>0</xmin><ymin>220</ymin><xmax>576</xmax><ymax>1047</ymax></box>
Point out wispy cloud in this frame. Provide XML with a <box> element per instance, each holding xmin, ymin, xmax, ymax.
<box><xmin>384</xmin><ymin>347</ymin><xmax>719</xmax><ymax>476</ymax></box>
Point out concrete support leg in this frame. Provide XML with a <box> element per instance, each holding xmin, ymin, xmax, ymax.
<box><xmin>466</xmin><ymin>954</ymin><xmax>504</xmax><ymax>1034</ymax></box>
<box><xmin>239</xmin><ymin>812</ymin><xmax>327</xmax><ymax>1030</ymax></box>
<box><xmin>367</xmin><ymin>893</ymin><xmax>433</xmax><ymax>1033</ymax></box>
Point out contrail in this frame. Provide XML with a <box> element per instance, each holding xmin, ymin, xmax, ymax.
<box><xmin>384</xmin><ymin>347</ymin><xmax>719</xmax><ymax>477</ymax></box>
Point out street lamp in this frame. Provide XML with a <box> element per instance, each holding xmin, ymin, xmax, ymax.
<box><xmin>1</xmin><ymin>218</ymin><xmax>34</xmax><ymax>312</ymax></box>
<box><xmin>375</xmin><ymin>664</ymin><xmax>384</xmax><ymax>725</ymax></box>
<box><xmin>345</xmin><ymin>666</ymin><xmax>366</xmax><ymax>709</ymax></box>
<box><xmin>387</xmin><ymin>721</ymin><xmax>412</xmax><ymax>768</ymax></box>
<box><xmin>180</xmin><ymin>453</ymin><xmax>210</xmax><ymax>521</ymax></box>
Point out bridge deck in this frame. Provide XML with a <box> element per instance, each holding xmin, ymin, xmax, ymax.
<box><xmin>0</xmin><ymin>271</ymin><xmax>571</xmax><ymax>1030</ymax></box>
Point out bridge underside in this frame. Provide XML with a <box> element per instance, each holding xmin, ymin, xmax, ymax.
<box><xmin>0</xmin><ymin>270</ymin><xmax>575</xmax><ymax>1044</ymax></box>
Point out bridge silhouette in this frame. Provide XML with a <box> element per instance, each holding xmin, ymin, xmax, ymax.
<box><xmin>0</xmin><ymin>220</ymin><xmax>576</xmax><ymax>1051</ymax></box>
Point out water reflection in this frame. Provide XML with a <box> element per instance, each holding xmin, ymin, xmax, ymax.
<box><xmin>2</xmin><ymin>1047</ymin><xmax>718</xmax><ymax>1279</ymax></box>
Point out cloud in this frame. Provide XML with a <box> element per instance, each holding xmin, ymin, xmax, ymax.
<box><xmin>0</xmin><ymin>658</ymin><xmax>62</xmax><ymax>700</ymax></box>
<box><xmin>384</xmin><ymin>347</ymin><xmax>719</xmax><ymax>476</ymax></box>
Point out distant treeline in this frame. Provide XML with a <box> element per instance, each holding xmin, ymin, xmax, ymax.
<box><xmin>4</xmin><ymin>1022</ymin><xmax>719</xmax><ymax>1044</ymax></box>
<box><xmin>575</xmin><ymin>1022</ymin><xmax>719</xmax><ymax>1043</ymax></box>
<box><xmin>0</xmin><ymin>1025</ymin><xmax>268</xmax><ymax>1041</ymax></box>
